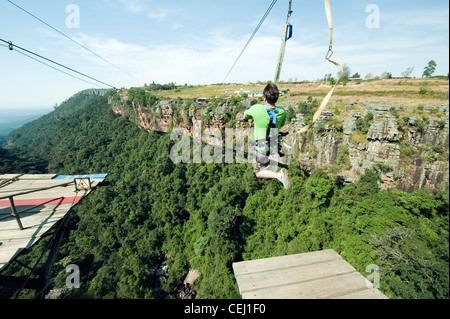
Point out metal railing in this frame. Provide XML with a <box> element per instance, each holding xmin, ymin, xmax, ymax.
<box><xmin>0</xmin><ymin>180</ymin><xmax>81</xmax><ymax>230</ymax></box>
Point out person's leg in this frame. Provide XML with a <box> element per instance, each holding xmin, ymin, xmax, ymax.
<box><xmin>256</xmin><ymin>168</ymin><xmax>291</xmax><ymax>189</ymax></box>
<box><xmin>255</xmin><ymin>170</ymin><xmax>278</xmax><ymax>179</ymax></box>
<box><xmin>252</xmin><ymin>152</ymin><xmax>290</xmax><ymax>189</ymax></box>
<box><xmin>254</xmin><ymin>166</ymin><xmax>291</xmax><ymax>190</ymax></box>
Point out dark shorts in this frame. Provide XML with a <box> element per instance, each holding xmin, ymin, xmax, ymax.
<box><xmin>252</xmin><ymin>153</ymin><xmax>272</xmax><ymax>174</ymax></box>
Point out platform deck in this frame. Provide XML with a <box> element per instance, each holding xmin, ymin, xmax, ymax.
<box><xmin>0</xmin><ymin>174</ymin><xmax>107</xmax><ymax>272</ymax></box>
<box><xmin>232</xmin><ymin>249</ymin><xmax>388</xmax><ymax>299</ymax></box>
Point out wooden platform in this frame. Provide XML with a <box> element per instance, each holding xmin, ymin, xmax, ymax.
<box><xmin>0</xmin><ymin>174</ymin><xmax>107</xmax><ymax>272</ymax></box>
<box><xmin>232</xmin><ymin>249</ymin><xmax>388</xmax><ymax>299</ymax></box>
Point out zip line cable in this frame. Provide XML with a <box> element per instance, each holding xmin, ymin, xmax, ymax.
<box><xmin>13</xmin><ymin>47</ymin><xmax>105</xmax><ymax>88</ymax></box>
<box><xmin>1</xmin><ymin>41</ymin><xmax>100</xmax><ymax>87</ymax></box>
<box><xmin>0</xmin><ymin>38</ymin><xmax>116</xmax><ymax>89</ymax></box>
<box><xmin>6</xmin><ymin>0</ymin><xmax>145</xmax><ymax>86</ymax></box>
<box><xmin>221</xmin><ymin>0</ymin><xmax>278</xmax><ymax>84</ymax></box>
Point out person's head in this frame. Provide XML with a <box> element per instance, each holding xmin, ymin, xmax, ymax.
<box><xmin>263</xmin><ymin>83</ymin><xmax>279</xmax><ymax>105</ymax></box>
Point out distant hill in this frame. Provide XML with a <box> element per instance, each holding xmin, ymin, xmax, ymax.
<box><xmin>0</xmin><ymin>107</ymin><xmax>52</xmax><ymax>143</ymax></box>
<box><xmin>6</xmin><ymin>89</ymin><xmax>109</xmax><ymax>150</ymax></box>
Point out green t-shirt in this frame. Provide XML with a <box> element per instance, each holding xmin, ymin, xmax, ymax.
<box><xmin>244</xmin><ymin>104</ymin><xmax>286</xmax><ymax>152</ymax></box>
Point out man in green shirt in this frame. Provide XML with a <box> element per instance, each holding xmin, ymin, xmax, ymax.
<box><xmin>243</xmin><ymin>83</ymin><xmax>290</xmax><ymax>190</ymax></box>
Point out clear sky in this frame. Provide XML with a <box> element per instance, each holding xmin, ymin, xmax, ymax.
<box><xmin>0</xmin><ymin>0</ymin><xmax>448</xmax><ymax>109</ymax></box>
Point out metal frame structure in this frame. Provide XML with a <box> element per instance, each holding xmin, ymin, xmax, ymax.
<box><xmin>0</xmin><ymin>174</ymin><xmax>105</xmax><ymax>298</ymax></box>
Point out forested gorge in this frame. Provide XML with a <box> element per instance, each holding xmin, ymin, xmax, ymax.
<box><xmin>0</xmin><ymin>92</ymin><xmax>448</xmax><ymax>299</ymax></box>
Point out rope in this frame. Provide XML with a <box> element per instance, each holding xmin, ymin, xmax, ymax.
<box><xmin>222</xmin><ymin>0</ymin><xmax>278</xmax><ymax>83</ymax></box>
<box><xmin>298</xmin><ymin>0</ymin><xmax>343</xmax><ymax>133</ymax></box>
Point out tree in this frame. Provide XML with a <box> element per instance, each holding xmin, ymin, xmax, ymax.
<box><xmin>304</xmin><ymin>169</ymin><xmax>334</xmax><ymax>207</ymax></box>
<box><xmin>380</xmin><ymin>71</ymin><xmax>392</xmax><ymax>79</ymax></box>
<box><xmin>323</xmin><ymin>73</ymin><xmax>332</xmax><ymax>82</ymax></box>
<box><xmin>401</xmin><ymin>67</ymin><xmax>414</xmax><ymax>78</ymax></box>
<box><xmin>422</xmin><ymin>60</ymin><xmax>437</xmax><ymax>78</ymax></box>
<box><xmin>286</xmin><ymin>105</ymin><xmax>296</xmax><ymax>122</ymax></box>
<box><xmin>337</xmin><ymin>64</ymin><xmax>351</xmax><ymax>80</ymax></box>
<box><xmin>208</xmin><ymin>203</ymin><xmax>242</xmax><ymax>240</ymax></box>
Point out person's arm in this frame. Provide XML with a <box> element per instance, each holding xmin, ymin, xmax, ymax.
<box><xmin>243</xmin><ymin>108</ymin><xmax>253</xmax><ymax>121</ymax></box>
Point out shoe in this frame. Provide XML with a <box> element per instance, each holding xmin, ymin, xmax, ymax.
<box><xmin>279</xmin><ymin>168</ymin><xmax>290</xmax><ymax>190</ymax></box>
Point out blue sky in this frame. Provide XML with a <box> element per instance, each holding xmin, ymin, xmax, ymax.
<box><xmin>0</xmin><ymin>0</ymin><xmax>448</xmax><ymax>109</ymax></box>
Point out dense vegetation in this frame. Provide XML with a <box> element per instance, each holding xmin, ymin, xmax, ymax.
<box><xmin>0</xmin><ymin>91</ymin><xmax>448</xmax><ymax>299</ymax></box>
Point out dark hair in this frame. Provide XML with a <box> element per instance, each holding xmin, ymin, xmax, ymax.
<box><xmin>263</xmin><ymin>83</ymin><xmax>279</xmax><ymax>105</ymax></box>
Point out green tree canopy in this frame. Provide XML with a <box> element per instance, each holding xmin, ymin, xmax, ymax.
<box><xmin>423</xmin><ymin>60</ymin><xmax>437</xmax><ymax>78</ymax></box>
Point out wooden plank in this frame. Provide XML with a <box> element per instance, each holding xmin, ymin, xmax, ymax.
<box><xmin>0</xmin><ymin>240</ymin><xmax>25</xmax><ymax>263</ymax></box>
<box><xmin>0</xmin><ymin>182</ymin><xmax>99</xmax><ymax>200</ymax></box>
<box><xmin>19</xmin><ymin>174</ymin><xmax>57</xmax><ymax>180</ymax></box>
<box><xmin>0</xmin><ymin>185</ymin><xmax>73</xmax><ymax>199</ymax></box>
<box><xmin>0</xmin><ymin>174</ymin><xmax>21</xmax><ymax>180</ymax></box>
<box><xmin>0</xmin><ymin>197</ymin><xmax>86</xmax><ymax>210</ymax></box>
<box><xmin>0</xmin><ymin>177</ymin><xmax>98</xmax><ymax>203</ymax></box>
<box><xmin>0</xmin><ymin>221</ymin><xmax>57</xmax><ymax>243</ymax></box>
<box><xmin>233</xmin><ymin>250</ymin><xmax>389</xmax><ymax>299</ymax></box>
<box><xmin>0</xmin><ymin>205</ymin><xmax>73</xmax><ymax>216</ymax></box>
<box><xmin>233</xmin><ymin>249</ymin><xmax>340</xmax><ymax>276</ymax></box>
<box><xmin>0</xmin><ymin>173</ymin><xmax>107</xmax><ymax>273</ymax></box>
<box><xmin>0</xmin><ymin>205</ymin><xmax>73</xmax><ymax>231</ymax></box>
<box><xmin>235</xmin><ymin>259</ymin><xmax>356</xmax><ymax>294</ymax></box>
<box><xmin>333</xmin><ymin>288</ymin><xmax>389</xmax><ymax>299</ymax></box>
<box><xmin>0</xmin><ymin>224</ymin><xmax>54</xmax><ymax>240</ymax></box>
<box><xmin>241</xmin><ymin>271</ymin><xmax>371</xmax><ymax>299</ymax></box>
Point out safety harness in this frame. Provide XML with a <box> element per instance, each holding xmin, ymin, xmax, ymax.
<box><xmin>256</xmin><ymin>104</ymin><xmax>279</xmax><ymax>157</ymax></box>
<box><xmin>264</xmin><ymin>104</ymin><xmax>278</xmax><ymax>127</ymax></box>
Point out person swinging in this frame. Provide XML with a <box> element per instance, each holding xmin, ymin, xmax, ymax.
<box><xmin>243</xmin><ymin>83</ymin><xmax>290</xmax><ymax>190</ymax></box>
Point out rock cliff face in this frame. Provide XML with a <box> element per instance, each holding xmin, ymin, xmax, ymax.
<box><xmin>110</xmin><ymin>92</ymin><xmax>449</xmax><ymax>193</ymax></box>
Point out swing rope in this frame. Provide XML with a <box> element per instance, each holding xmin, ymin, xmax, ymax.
<box><xmin>298</xmin><ymin>0</ymin><xmax>343</xmax><ymax>133</ymax></box>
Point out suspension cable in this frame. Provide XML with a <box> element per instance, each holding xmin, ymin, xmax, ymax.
<box><xmin>14</xmin><ymin>47</ymin><xmax>106</xmax><ymax>87</ymax></box>
<box><xmin>7</xmin><ymin>0</ymin><xmax>144</xmax><ymax>86</ymax></box>
<box><xmin>1</xmin><ymin>38</ymin><xmax>116</xmax><ymax>89</ymax></box>
<box><xmin>222</xmin><ymin>0</ymin><xmax>278</xmax><ymax>84</ymax></box>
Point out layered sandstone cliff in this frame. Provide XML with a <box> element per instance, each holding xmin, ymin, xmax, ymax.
<box><xmin>109</xmin><ymin>91</ymin><xmax>449</xmax><ymax>193</ymax></box>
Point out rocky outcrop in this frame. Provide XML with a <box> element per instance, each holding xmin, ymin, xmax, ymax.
<box><xmin>294</xmin><ymin>102</ymin><xmax>449</xmax><ymax>193</ymax></box>
<box><xmin>110</xmin><ymin>92</ymin><xmax>449</xmax><ymax>193</ymax></box>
